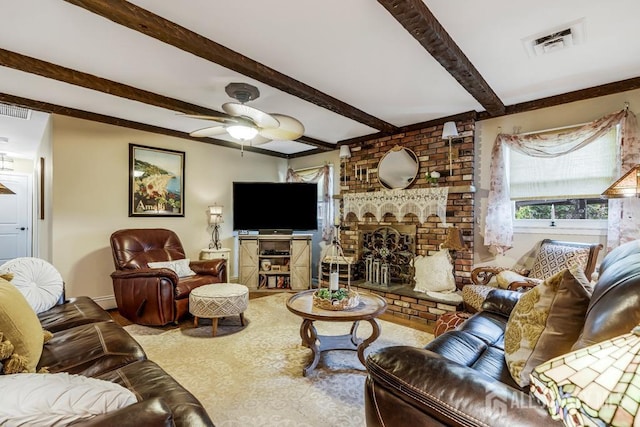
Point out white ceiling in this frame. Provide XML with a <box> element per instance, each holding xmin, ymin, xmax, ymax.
<box><xmin>1</xmin><ymin>0</ymin><xmax>640</xmax><ymax>159</ymax></box>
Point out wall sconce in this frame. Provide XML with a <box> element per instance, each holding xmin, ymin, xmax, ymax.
<box><xmin>208</xmin><ymin>204</ymin><xmax>224</xmax><ymax>250</ymax></box>
<box><xmin>339</xmin><ymin>145</ymin><xmax>351</xmax><ymax>185</ymax></box>
<box><xmin>602</xmin><ymin>164</ymin><xmax>640</xmax><ymax>198</ymax></box>
<box><xmin>530</xmin><ymin>325</ymin><xmax>640</xmax><ymax>426</ymax></box>
<box><xmin>339</xmin><ymin>145</ymin><xmax>351</xmax><ymax>159</ymax></box>
<box><xmin>0</xmin><ymin>182</ymin><xmax>15</xmax><ymax>195</ymax></box>
<box><xmin>0</xmin><ymin>153</ymin><xmax>14</xmax><ymax>171</ymax></box>
<box><xmin>441</xmin><ymin>121</ymin><xmax>459</xmax><ymax>176</ymax></box>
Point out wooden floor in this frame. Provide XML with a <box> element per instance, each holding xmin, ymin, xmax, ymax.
<box><xmin>109</xmin><ymin>291</ymin><xmax>434</xmax><ymax>334</ymax></box>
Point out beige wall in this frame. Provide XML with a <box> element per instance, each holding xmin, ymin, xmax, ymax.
<box><xmin>51</xmin><ymin>115</ymin><xmax>286</xmax><ymax>307</ymax></box>
<box><xmin>474</xmin><ymin>88</ymin><xmax>640</xmax><ymax>268</ymax></box>
<box><xmin>36</xmin><ymin>117</ymin><xmax>53</xmax><ymax>261</ymax></box>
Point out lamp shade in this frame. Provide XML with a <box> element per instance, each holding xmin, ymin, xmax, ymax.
<box><xmin>441</xmin><ymin>226</ymin><xmax>467</xmax><ymax>251</ymax></box>
<box><xmin>227</xmin><ymin>125</ymin><xmax>258</xmax><ymax>141</ymax></box>
<box><xmin>442</xmin><ymin>121</ymin><xmax>459</xmax><ymax>139</ymax></box>
<box><xmin>602</xmin><ymin>165</ymin><xmax>640</xmax><ymax>198</ymax></box>
<box><xmin>0</xmin><ymin>182</ymin><xmax>15</xmax><ymax>195</ymax></box>
<box><xmin>208</xmin><ymin>204</ymin><xmax>224</xmax><ymax>224</ymax></box>
<box><xmin>530</xmin><ymin>325</ymin><xmax>640</xmax><ymax>427</ymax></box>
<box><xmin>339</xmin><ymin>145</ymin><xmax>352</xmax><ymax>159</ymax></box>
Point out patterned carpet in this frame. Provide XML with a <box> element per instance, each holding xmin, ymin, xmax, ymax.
<box><xmin>125</xmin><ymin>292</ymin><xmax>433</xmax><ymax>427</ymax></box>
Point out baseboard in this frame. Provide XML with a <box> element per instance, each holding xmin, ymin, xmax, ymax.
<box><xmin>92</xmin><ymin>295</ymin><xmax>117</xmax><ymax>310</ymax></box>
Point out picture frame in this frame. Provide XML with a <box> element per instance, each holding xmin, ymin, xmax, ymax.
<box><xmin>129</xmin><ymin>144</ymin><xmax>185</xmax><ymax>217</ymax></box>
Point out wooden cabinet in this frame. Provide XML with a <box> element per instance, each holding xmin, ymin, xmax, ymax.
<box><xmin>239</xmin><ymin>235</ymin><xmax>311</xmax><ymax>292</ymax></box>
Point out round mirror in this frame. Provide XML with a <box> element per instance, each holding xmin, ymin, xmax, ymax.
<box><xmin>378</xmin><ymin>145</ymin><xmax>419</xmax><ymax>190</ymax></box>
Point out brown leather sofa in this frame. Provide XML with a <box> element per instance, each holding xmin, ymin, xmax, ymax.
<box><xmin>110</xmin><ymin>228</ymin><xmax>227</xmax><ymax>326</ymax></box>
<box><xmin>36</xmin><ymin>296</ymin><xmax>213</xmax><ymax>426</ymax></box>
<box><xmin>365</xmin><ymin>240</ymin><xmax>640</xmax><ymax>427</ymax></box>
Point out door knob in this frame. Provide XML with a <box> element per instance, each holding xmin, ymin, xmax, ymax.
<box><xmin>16</xmin><ymin>227</ymin><xmax>26</xmax><ymax>230</ymax></box>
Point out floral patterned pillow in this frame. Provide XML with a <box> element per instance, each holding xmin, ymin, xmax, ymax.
<box><xmin>504</xmin><ymin>268</ymin><xmax>591</xmax><ymax>387</ymax></box>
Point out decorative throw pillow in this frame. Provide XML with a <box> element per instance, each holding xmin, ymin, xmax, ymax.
<box><xmin>413</xmin><ymin>251</ymin><xmax>456</xmax><ymax>293</ymax></box>
<box><xmin>0</xmin><ymin>278</ymin><xmax>44</xmax><ymax>373</ymax></box>
<box><xmin>0</xmin><ymin>372</ymin><xmax>137</xmax><ymax>425</ymax></box>
<box><xmin>528</xmin><ymin>243</ymin><xmax>590</xmax><ymax>280</ymax></box>
<box><xmin>0</xmin><ymin>257</ymin><xmax>64</xmax><ymax>313</ymax></box>
<box><xmin>461</xmin><ymin>285</ymin><xmax>494</xmax><ymax>312</ymax></box>
<box><xmin>496</xmin><ymin>270</ymin><xmax>542</xmax><ymax>290</ymax></box>
<box><xmin>504</xmin><ymin>268</ymin><xmax>591</xmax><ymax>387</ymax></box>
<box><xmin>148</xmin><ymin>259</ymin><xmax>196</xmax><ymax>278</ymax></box>
<box><xmin>568</xmin><ymin>263</ymin><xmax>594</xmax><ymax>294</ymax></box>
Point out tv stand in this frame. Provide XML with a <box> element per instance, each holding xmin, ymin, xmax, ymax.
<box><xmin>258</xmin><ymin>229</ymin><xmax>293</xmax><ymax>235</ymax></box>
<box><xmin>239</xmin><ymin>234</ymin><xmax>311</xmax><ymax>292</ymax></box>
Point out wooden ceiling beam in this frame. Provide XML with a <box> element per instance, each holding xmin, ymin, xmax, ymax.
<box><xmin>63</xmin><ymin>0</ymin><xmax>398</xmax><ymax>134</ymax></box>
<box><xmin>0</xmin><ymin>48</ymin><xmax>334</xmax><ymax>150</ymax></box>
<box><xmin>377</xmin><ymin>0</ymin><xmax>505</xmax><ymax>116</ymax></box>
<box><xmin>0</xmin><ymin>92</ymin><xmax>290</xmax><ymax>158</ymax></box>
<box><xmin>477</xmin><ymin>76</ymin><xmax>640</xmax><ymax>120</ymax></box>
<box><xmin>0</xmin><ymin>48</ymin><xmax>224</xmax><ymax>117</ymax></box>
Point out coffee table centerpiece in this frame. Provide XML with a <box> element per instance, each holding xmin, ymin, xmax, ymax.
<box><xmin>313</xmin><ymin>288</ymin><xmax>359</xmax><ymax>311</ymax></box>
<box><xmin>314</xmin><ymin>225</ymin><xmax>359</xmax><ymax>311</ymax></box>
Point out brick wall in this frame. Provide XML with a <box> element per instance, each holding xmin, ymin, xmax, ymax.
<box><xmin>339</xmin><ymin>119</ymin><xmax>475</xmax><ymax>324</ymax></box>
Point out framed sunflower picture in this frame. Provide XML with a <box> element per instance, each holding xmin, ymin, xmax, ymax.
<box><xmin>129</xmin><ymin>144</ymin><xmax>185</xmax><ymax>217</ymax></box>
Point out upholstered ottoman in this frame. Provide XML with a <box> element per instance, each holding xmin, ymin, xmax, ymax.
<box><xmin>189</xmin><ymin>283</ymin><xmax>248</xmax><ymax>336</ymax></box>
<box><xmin>434</xmin><ymin>311</ymin><xmax>472</xmax><ymax>337</ymax></box>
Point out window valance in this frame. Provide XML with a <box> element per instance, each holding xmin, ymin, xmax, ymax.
<box><xmin>484</xmin><ymin>109</ymin><xmax>640</xmax><ymax>255</ymax></box>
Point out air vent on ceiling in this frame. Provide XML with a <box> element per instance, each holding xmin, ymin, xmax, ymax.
<box><xmin>522</xmin><ymin>18</ymin><xmax>585</xmax><ymax>57</ymax></box>
<box><xmin>0</xmin><ymin>103</ymin><xmax>31</xmax><ymax>120</ymax></box>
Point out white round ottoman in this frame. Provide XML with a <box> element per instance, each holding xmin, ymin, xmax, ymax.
<box><xmin>189</xmin><ymin>283</ymin><xmax>249</xmax><ymax>336</ymax></box>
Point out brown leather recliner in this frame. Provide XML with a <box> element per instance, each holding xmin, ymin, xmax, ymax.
<box><xmin>365</xmin><ymin>239</ymin><xmax>640</xmax><ymax>427</ymax></box>
<box><xmin>110</xmin><ymin>228</ymin><xmax>227</xmax><ymax>326</ymax></box>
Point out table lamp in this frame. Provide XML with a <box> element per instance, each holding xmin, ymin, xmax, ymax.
<box><xmin>208</xmin><ymin>204</ymin><xmax>223</xmax><ymax>250</ymax></box>
<box><xmin>530</xmin><ymin>325</ymin><xmax>640</xmax><ymax>427</ymax></box>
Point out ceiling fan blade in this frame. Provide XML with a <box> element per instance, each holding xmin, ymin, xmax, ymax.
<box><xmin>189</xmin><ymin>126</ymin><xmax>228</xmax><ymax>138</ymax></box>
<box><xmin>259</xmin><ymin>114</ymin><xmax>305</xmax><ymax>140</ymax></box>
<box><xmin>250</xmin><ymin>135</ymin><xmax>272</xmax><ymax>146</ymax></box>
<box><xmin>179</xmin><ymin>113</ymin><xmax>239</xmax><ymax>125</ymax></box>
<box><xmin>222</xmin><ymin>102</ymin><xmax>280</xmax><ymax>128</ymax></box>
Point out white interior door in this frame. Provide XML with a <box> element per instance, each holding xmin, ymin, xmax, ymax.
<box><xmin>0</xmin><ymin>174</ymin><xmax>32</xmax><ymax>264</ymax></box>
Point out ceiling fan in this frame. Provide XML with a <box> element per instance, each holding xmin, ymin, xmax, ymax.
<box><xmin>183</xmin><ymin>83</ymin><xmax>304</xmax><ymax>145</ymax></box>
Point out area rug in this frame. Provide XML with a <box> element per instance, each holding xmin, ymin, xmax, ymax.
<box><xmin>125</xmin><ymin>293</ymin><xmax>433</xmax><ymax>427</ymax></box>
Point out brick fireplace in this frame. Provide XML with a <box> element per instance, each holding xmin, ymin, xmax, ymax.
<box><xmin>338</xmin><ymin>117</ymin><xmax>476</xmax><ymax>325</ymax></box>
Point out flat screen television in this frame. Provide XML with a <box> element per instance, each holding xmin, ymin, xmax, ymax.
<box><xmin>232</xmin><ymin>182</ymin><xmax>318</xmax><ymax>232</ymax></box>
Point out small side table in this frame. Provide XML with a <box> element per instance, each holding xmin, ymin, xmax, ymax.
<box><xmin>200</xmin><ymin>248</ymin><xmax>230</xmax><ymax>261</ymax></box>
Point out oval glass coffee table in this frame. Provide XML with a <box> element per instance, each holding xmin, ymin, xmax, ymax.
<box><xmin>286</xmin><ymin>289</ymin><xmax>387</xmax><ymax>376</ymax></box>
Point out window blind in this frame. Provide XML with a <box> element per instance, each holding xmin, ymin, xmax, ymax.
<box><xmin>509</xmin><ymin>126</ymin><xmax>618</xmax><ymax>200</ymax></box>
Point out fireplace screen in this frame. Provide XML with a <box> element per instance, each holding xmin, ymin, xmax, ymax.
<box><xmin>357</xmin><ymin>225</ymin><xmax>415</xmax><ymax>286</ymax></box>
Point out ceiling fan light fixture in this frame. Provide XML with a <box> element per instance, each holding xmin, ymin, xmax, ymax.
<box><xmin>227</xmin><ymin>125</ymin><xmax>258</xmax><ymax>141</ymax></box>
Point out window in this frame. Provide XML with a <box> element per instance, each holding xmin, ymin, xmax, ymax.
<box><xmin>509</xmin><ymin>126</ymin><xmax>618</xmax><ymax>228</ymax></box>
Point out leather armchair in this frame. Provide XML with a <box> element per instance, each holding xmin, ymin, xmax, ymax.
<box><xmin>110</xmin><ymin>228</ymin><xmax>227</xmax><ymax>326</ymax></box>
